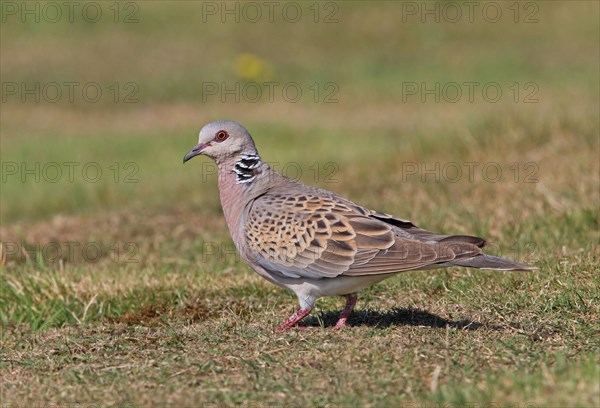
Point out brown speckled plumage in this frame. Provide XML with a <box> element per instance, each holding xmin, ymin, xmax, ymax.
<box><xmin>184</xmin><ymin>120</ymin><xmax>536</xmax><ymax>330</ymax></box>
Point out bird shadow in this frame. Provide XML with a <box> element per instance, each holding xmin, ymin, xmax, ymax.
<box><xmin>301</xmin><ymin>307</ymin><xmax>501</xmax><ymax>331</ymax></box>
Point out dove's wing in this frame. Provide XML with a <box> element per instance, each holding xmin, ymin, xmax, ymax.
<box><xmin>245</xmin><ymin>190</ymin><xmax>482</xmax><ymax>279</ymax></box>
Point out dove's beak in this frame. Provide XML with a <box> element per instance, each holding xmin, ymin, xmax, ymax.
<box><xmin>183</xmin><ymin>142</ymin><xmax>210</xmax><ymax>164</ymax></box>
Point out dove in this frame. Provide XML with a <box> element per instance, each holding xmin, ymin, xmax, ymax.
<box><xmin>183</xmin><ymin>120</ymin><xmax>536</xmax><ymax>330</ymax></box>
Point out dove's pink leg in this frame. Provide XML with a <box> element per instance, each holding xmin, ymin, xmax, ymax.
<box><xmin>276</xmin><ymin>307</ymin><xmax>312</xmax><ymax>330</ymax></box>
<box><xmin>334</xmin><ymin>293</ymin><xmax>358</xmax><ymax>328</ymax></box>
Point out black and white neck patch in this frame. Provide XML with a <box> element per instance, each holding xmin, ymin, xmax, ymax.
<box><xmin>233</xmin><ymin>153</ymin><xmax>261</xmax><ymax>184</ymax></box>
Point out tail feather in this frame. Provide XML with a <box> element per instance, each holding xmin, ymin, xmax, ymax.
<box><xmin>439</xmin><ymin>234</ymin><xmax>486</xmax><ymax>248</ymax></box>
<box><xmin>443</xmin><ymin>254</ymin><xmax>537</xmax><ymax>271</ymax></box>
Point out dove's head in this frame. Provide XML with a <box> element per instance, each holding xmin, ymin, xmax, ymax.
<box><xmin>183</xmin><ymin>120</ymin><xmax>258</xmax><ymax>164</ymax></box>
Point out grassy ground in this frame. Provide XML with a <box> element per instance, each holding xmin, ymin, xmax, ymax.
<box><xmin>1</xmin><ymin>1</ymin><xmax>599</xmax><ymax>407</ymax></box>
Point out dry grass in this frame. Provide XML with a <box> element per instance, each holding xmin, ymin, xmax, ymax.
<box><xmin>1</xmin><ymin>1</ymin><xmax>599</xmax><ymax>407</ymax></box>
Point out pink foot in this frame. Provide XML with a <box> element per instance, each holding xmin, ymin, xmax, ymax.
<box><xmin>333</xmin><ymin>293</ymin><xmax>357</xmax><ymax>329</ymax></box>
<box><xmin>276</xmin><ymin>307</ymin><xmax>312</xmax><ymax>330</ymax></box>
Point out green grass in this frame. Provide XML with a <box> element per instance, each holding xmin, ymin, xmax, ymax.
<box><xmin>1</xmin><ymin>1</ymin><xmax>599</xmax><ymax>407</ymax></box>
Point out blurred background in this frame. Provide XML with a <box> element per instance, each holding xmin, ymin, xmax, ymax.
<box><xmin>2</xmin><ymin>1</ymin><xmax>597</xmax><ymax>226</ymax></box>
<box><xmin>1</xmin><ymin>1</ymin><xmax>598</xmax><ymax>406</ymax></box>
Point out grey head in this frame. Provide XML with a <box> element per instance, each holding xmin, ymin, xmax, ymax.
<box><xmin>183</xmin><ymin>120</ymin><xmax>259</xmax><ymax>164</ymax></box>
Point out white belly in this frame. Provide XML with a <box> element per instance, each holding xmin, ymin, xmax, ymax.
<box><xmin>265</xmin><ymin>271</ymin><xmax>398</xmax><ymax>310</ymax></box>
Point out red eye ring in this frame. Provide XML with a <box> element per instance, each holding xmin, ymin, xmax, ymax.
<box><xmin>215</xmin><ymin>130</ymin><xmax>229</xmax><ymax>142</ymax></box>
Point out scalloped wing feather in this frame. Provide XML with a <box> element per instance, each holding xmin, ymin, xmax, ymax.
<box><xmin>245</xmin><ymin>190</ymin><xmax>482</xmax><ymax>279</ymax></box>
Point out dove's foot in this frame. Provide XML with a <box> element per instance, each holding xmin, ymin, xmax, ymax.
<box><xmin>333</xmin><ymin>293</ymin><xmax>357</xmax><ymax>329</ymax></box>
<box><xmin>276</xmin><ymin>307</ymin><xmax>312</xmax><ymax>330</ymax></box>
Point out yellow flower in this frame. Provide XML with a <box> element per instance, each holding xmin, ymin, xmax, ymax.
<box><xmin>234</xmin><ymin>53</ymin><xmax>273</xmax><ymax>81</ymax></box>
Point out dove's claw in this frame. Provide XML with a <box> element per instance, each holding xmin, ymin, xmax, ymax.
<box><xmin>276</xmin><ymin>307</ymin><xmax>312</xmax><ymax>330</ymax></box>
<box><xmin>332</xmin><ymin>293</ymin><xmax>357</xmax><ymax>329</ymax></box>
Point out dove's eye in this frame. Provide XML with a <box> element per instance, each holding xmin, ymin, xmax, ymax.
<box><xmin>215</xmin><ymin>130</ymin><xmax>229</xmax><ymax>142</ymax></box>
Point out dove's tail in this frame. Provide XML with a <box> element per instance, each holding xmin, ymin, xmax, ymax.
<box><xmin>443</xmin><ymin>254</ymin><xmax>537</xmax><ymax>271</ymax></box>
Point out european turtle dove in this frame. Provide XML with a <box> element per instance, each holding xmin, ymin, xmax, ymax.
<box><xmin>183</xmin><ymin>121</ymin><xmax>536</xmax><ymax>330</ymax></box>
